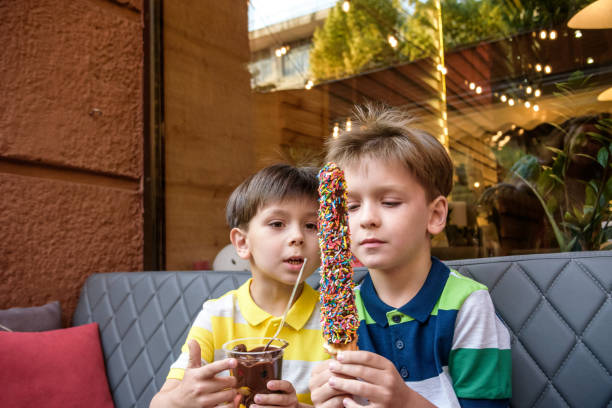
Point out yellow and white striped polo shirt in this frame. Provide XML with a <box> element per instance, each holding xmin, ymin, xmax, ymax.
<box><xmin>167</xmin><ymin>278</ymin><xmax>329</xmax><ymax>404</ymax></box>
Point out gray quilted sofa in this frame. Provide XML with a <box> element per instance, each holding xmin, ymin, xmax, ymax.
<box><xmin>73</xmin><ymin>250</ymin><xmax>612</xmax><ymax>408</ymax></box>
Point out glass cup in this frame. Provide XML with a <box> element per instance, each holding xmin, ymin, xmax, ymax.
<box><xmin>222</xmin><ymin>337</ymin><xmax>289</xmax><ymax>408</ymax></box>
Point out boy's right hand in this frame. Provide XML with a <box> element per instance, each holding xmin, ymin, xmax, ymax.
<box><xmin>309</xmin><ymin>360</ymin><xmax>351</xmax><ymax>408</ymax></box>
<box><xmin>164</xmin><ymin>340</ymin><xmax>240</xmax><ymax>408</ymax></box>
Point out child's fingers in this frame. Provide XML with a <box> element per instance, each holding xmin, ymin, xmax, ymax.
<box><xmin>340</xmin><ymin>397</ymin><xmax>365</xmax><ymax>408</ymax></box>
<box><xmin>182</xmin><ymin>371</ymin><xmax>238</xmax><ymax>399</ymax></box>
<box><xmin>336</xmin><ymin>350</ymin><xmax>388</xmax><ymax>370</ymax></box>
<box><xmin>329</xmin><ymin>361</ymin><xmax>375</xmax><ymax>385</ymax></box>
<box><xmin>192</xmin><ymin>357</ymin><xmax>238</xmax><ymax>379</ymax></box>
<box><xmin>196</xmin><ymin>388</ymin><xmax>239</xmax><ymax>407</ymax></box>
<box><xmin>253</xmin><ymin>391</ymin><xmax>297</xmax><ymax>407</ymax></box>
<box><xmin>331</xmin><ymin>354</ymin><xmax>395</xmax><ymax>387</ymax></box>
<box><xmin>312</xmin><ymin>395</ymin><xmax>347</xmax><ymax>408</ymax></box>
<box><xmin>233</xmin><ymin>393</ymin><xmax>243</xmax><ymax>408</ymax></box>
<box><xmin>327</xmin><ymin>375</ymin><xmax>377</xmax><ymax>400</ymax></box>
<box><xmin>187</xmin><ymin>339</ymin><xmax>203</xmax><ymax>368</ymax></box>
<box><xmin>310</xmin><ymin>380</ymin><xmax>351</xmax><ymax>407</ymax></box>
<box><xmin>265</xmin><ymin>379</ymin><xmax>294</xmax><ymax>393</ymax></box>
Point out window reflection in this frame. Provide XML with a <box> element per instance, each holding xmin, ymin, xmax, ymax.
<box><xmin>248</xmin><ymin>0</ymin><xmax>612</xmax><ymax>259</ymax></box>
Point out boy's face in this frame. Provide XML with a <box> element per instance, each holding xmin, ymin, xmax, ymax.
<box><xmin>232</xmin><ymin>197</ymin><xmax>321</xmax><ymax>287</ymax></box>
<box><xmin>344</xmin><ymin>157</ymin><xmax>447</xmax><ymax>273</ymax></box>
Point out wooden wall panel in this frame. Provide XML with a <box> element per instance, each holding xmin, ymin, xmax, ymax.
<box><xmin>164</xmin><ymin>0</ymin><xmax>253</xmax><ymax>270</ymax></box>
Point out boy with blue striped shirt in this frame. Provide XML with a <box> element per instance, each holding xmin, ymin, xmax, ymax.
<box><xmin>309</xmin><ymin>105</ymin><xmax>511</xmax><ymax>408</ymax></box>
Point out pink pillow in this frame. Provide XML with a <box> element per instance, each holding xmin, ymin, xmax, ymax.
<box><xmin>0</xmin><ymin>323</ymin><xmax>114</xmax><ymax>408</ymax></box>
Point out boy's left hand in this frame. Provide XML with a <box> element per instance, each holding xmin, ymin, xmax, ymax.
<box><xmin>251</xmin><ymin>379</ymin><xmax>302</xmax><ymax>408</ymax></box>
<box><xmin>327</xmin><ymin>351</ymin><xmax>434</xmax><ymax>408</ymax></box>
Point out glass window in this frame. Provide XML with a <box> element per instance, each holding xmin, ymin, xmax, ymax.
<box><xmin>282</xmin><ymin>44</ymin><xmax>310</xmax><ymax>77</ymax></box>
<box><xmin>243</xmin><ymin>0</ymin><xmax>612</xmax><ymax>260</ymax></box>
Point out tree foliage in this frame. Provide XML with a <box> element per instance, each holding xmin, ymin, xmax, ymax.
<box><xmin>309</xmin><ymin>0</ymin><xmax>597</xmax><ymax>81</ymax></box>
<box><xmin>310</xmin><ymin>0</ymin><xmax>400</xmax><ymax>80</ymax></box>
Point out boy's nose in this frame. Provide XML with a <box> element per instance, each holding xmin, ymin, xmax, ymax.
<box><xmin>289</xmin><ymin>236</ymin><xmax>304</xmax><ymax>246</ymax></box>
<box><xmin>360</xmin><ymin>205</ymin><xmax>381</xmax><ymax>229</ymax></box>
<box><xmin>288</xmin><ymin>225</ymin><xmax>305</xmax><ymax>246</ymax></box>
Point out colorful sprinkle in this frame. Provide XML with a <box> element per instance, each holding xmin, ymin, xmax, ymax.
<box><xmin>318</xmin><ymin>163</ymin><xmax>359</xmax><ymax>345</ymax></box>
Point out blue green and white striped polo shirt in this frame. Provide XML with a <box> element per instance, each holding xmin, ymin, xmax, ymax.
<box><xmin>355</xmin><ymin>257</ymin><xmax>511</xmax><ymax>408</ymax></box>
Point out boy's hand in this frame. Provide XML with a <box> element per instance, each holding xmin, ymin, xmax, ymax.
<box><xmin>173</xmin><ymin>340</ymin><xmax>239</xmax><ymax>408</ymax></box>
<box><xmin>309</xmin><ymin>360</ymin><xmax>352</xmax><ymax>408</ymax></box>
<box><xmin>251</xmin><ymin>379</ymin><xmax>300</xmax><ymax>407</ymax></box>
<box><xmin>326</xmin><ymin>351</ymin><xmax>435</xmax><ymax>408</ymax></box>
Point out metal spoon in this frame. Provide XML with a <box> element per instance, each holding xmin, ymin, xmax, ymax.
<box><xmin>264</xmin><ymin>258</ymin><xmax>308</xmax><ymax>351</ymax></box>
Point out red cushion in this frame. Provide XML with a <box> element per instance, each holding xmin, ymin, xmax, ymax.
<box><xmin>0</xmin><ymin>323</ymin><xmax>114</xmax><ymax>408</ymax></box>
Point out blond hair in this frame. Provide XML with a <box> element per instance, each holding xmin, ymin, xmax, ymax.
<box><xmin>326</xmin><ymin>104</ymin><xmax>453</xmax><ymax>201</ymax></box>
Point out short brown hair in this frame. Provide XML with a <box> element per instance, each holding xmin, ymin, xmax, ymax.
<box><xmin>226</xmin><ymin>164</ymin><xmax>319</xmax><ymax>229</ymax></box>
<box><xmin>326</xmin><ymin>104</ymin><xmax>453</xmax><ymax>201</ymax></box>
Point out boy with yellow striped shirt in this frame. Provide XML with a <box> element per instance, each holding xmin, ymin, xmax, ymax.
<box><xmin>151</xmin><ymin>164</ymin><xmax>329</xmax><ymax>408</ymax></box>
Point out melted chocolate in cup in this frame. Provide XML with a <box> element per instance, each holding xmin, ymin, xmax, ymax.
<box><xmin>223</xmin><ymin>338</ymin><xmax>289</xmax><ymax>408</ymax></box>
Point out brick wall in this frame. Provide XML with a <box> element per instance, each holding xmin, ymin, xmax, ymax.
<box><xmin>0</xmin><ymin>0</ymin><xmax>144</xmax><ymax>326</ymax></box>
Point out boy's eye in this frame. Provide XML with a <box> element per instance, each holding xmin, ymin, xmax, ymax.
<box><xmin>269</xmin><ymin>221</ymin><xmax>284</xmax><ymax>228</ymax></box>
<box><xmin>347</xmin><ymin>203</ymin><xmax>360</xmax><ymax>212</ymax></box>
<box><xmin>305</xmin><ymin>222</ymin><xmax>318</xmax><ymax>231</ymax></box>
<box><xmin>382</xmin><ymin>201</ymin><xmax>400</xmax><ymax>207</ymax></box>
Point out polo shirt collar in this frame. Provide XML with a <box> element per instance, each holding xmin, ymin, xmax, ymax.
<box><xmin>285</xmin><ymin>283</ymin><xmax>318</xmax><ymax>330</ymax></box>
<box><xmin>360</xmin><ymin>257</ymin><xmax>450</xmax><ymax>326</ymax></box>
<box><xmin>237</xmin><ymin>278</ymin><xmax>319</xmax><ymax>330</ymax></box>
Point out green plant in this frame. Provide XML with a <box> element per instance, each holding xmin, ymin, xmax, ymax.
<box><xmin>510</xmin><ymin>116</ymin><xmax>612</xmax><ymax>251</ymax></box>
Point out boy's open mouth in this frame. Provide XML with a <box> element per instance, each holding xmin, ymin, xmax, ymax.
<box><xmin>284</xmin><ymin>257</ymin><xmax>304</xmax><ymax>265</ymax></box>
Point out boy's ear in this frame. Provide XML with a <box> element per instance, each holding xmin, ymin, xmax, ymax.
<box><xmin>229</xmin><ymin>227</ymin><xmax>251</xmax><ymax>260</ymax></box>
<box><xmin>427</xmin><ymin>196</ymin><xmax>448</xmax><ymax>236</ymax></box>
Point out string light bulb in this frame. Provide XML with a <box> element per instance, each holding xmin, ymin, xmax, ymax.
<box><xmin>499</xmin><ymin>135</ymin><xmax>511</xmax><ymax>147</ymax></box>
<box><xmin>332</xmin><ymin>123</ymin><xmax>339</xmax><ymax>138</ymax></box>
<box><xmin>533</xmin><ymin>104</ymin><xmax>540</xmax><ymax>112</ymax></box>
<box><xmin>342</xmin><ymin>0</ymin><xmax>350</xmax><ymax>12</ymax></box>
<box><xmin>500</xmin><ymin>94</ymin><xmax>507</xmax><ymax>102</ymax></box>
<box><xmin>539</xmin><ymin>30</ymin><xmax>547</xmax><ymax>39</ymax></box>
<box><xmin>275</xmin><ymin>46</ymin><xmax>288</xmax><ymax>57</ymax></box>
<box><xmin>508</xmin><ymin>98</ymin><xmax>515</xmax><ymax>106</ymax></box>
<box><xmin>387</xmin><ymin>35</ymin><xmax>398</xmax><ymax>48</ymax></box>
<box><xmin>535</xmin><ymin>64</ymin><xmax>542</xmax><ymax>72</ymax></box>
<box><xmin>476</xmin><ymin>86</ymin><xmax>482</xmax><ymax>94</ymax></box>
<box><xmin>345</xmin><ymin>118</ymin><xmax>352</xmax><ymax>132</ymax></box>
<box><xmin>524</xmin><ymin>101</ymin><xmax>531</xmax><ymax>108</ymax></box>
<box><xmin>305</xmin><ymin>79</ymin><xmax>314</xmax><ymax>90</ymax></box>
<box><xmin>534</xmin><ymin>89</ymin><xmax>541</xmax><ymax>97</ymax></box>
<box><xmin>469</xmin><ymin>82</ymin><xmax>476</xmax><ymax>90</ymax></box>
<box><xmin>587</xmin><ymin>57</ymin><xmax>594</xmax><ymax>64</ymax></box>
<box><xmin>474</xmin><ymin>182</ymin><xmax>480</xmax><ymax>188</ymax></box>
<box><xmin>544</xmin><ymin>65</ymin><xmax>552</xmax><ymax>74</ymax></box>
<box><xmin>526</xmin><ymin>86</ymin><xmax>533</xmax><ymax>94</ymax></box>
<box><xmin>549</xmin><ymin>30</ymin><xmax>557</xmax><ymax>40</ymax></box>
<box><xmin>575</xmin><ymin>30</ymin><xmax>582</xmax><ymax>38</ymax></box>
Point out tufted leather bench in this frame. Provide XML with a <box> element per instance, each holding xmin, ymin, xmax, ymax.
<box><xmin>73</xmin><ymin>250</ymin><xmax>612</xmax><ymax>408</ymax></box>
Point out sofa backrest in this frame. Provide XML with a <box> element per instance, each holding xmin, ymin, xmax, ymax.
<box><xmin>73</xmin><ymin>251</ymin><xmax>612</xmax><ymax>408</ymax></box>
